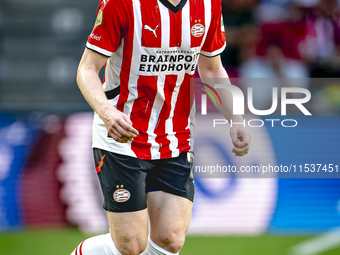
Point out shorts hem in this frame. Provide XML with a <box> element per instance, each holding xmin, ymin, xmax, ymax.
<box><xmin>103</xmin><ymin>205</ymin><xmax>147</xmax><ymax>213</ymax></box>
<box><xmin>146</xmin><ymin>189</ymin><xmax>194</xmax><ymax>202</ymax></box>
<box><xmin>92</xmin><ymin>145</ymin><xmax>137</xmax><ymax>158</ymax></box>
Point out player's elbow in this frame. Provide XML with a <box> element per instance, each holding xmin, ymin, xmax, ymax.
<box><xmin>198</xmin><ymin>55</ymin><xmax>224</xmax><ymax>77</ymax></box>
<box><xmin>76</xmin><ymin>62</ymin><xmax>91</xmax><ymax>89</ymax></box>
<box><xmin>76</xmin><ymin>64</ymin><xmax>83</xmax><ymax>88</ymax></box>
<box><xmin>198</xmin><ymin>65</ymin><xmax>223</xmax><ymax>81</ymax></box>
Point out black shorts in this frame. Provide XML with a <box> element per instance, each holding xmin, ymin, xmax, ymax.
<box><xmin>93</xmin><ymin>148</ymin><xmax>195</xmax><ymax>213</ymax></box>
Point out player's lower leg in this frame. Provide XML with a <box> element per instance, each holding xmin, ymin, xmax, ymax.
<box><xmin>145</xmin><ymin>192</ymin><xmax>192</xmax><ymax>255</ymax></box>
<box><xmin>70</xmin><ymin>233</ymin><xmax>121</xmax><ymax>255</ymax></box>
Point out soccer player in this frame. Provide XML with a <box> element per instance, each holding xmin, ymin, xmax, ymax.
<box><xmin>71</xmin><ymin>0</ymin><xmax>251</xmax><ymax>254</ymax></box>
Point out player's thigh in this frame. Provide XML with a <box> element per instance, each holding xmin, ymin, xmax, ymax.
<box><xmin>94</xmin><ymin>148</ymin><xmax>151</xmax><ymax>252</ymax></box>
<box><xmin>107</xmin><ymin>209</ymin><xmax>148</xmax><ymax>249</ymax></box>
<box><xmin>147</xmin><ymin>191</ymin><xmax>193</xmax><ymax>245</ymax></box>
<box><xmin>145</xmin><ymin>152</ymin><xmax>194</xmax><ymax>245</ymax></box>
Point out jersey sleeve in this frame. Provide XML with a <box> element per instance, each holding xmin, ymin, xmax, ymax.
<box><xmin>200</xmin><ymin>0</ymin><xmax>226</xmax><ymax>57</ymax></box>
<box><xmin>86</xmin><ymin>0</ymin><xmax>125</xmax><ymax>57</ymax></box>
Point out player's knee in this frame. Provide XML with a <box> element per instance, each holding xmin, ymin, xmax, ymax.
<box><xmin>158</xmin><ymin>232</ymin><xmax>185</xmax><ymax>253</ymax></box>
<box><xmin>119</xmin><ymin>245</ymin><xmax>146</xmax><ymax>255</ymax></box>
<box><xmin>113</xmin><ymin>234</ymin><xmax>147</xmax><ymax>255</ymax></box>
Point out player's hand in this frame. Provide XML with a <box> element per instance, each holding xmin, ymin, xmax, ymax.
<box><xmin>230</xmin><ymin>125</ymin><xmax>251</xmax><ymax>157</ymax></box>
<box><xmin>102</xmin><ymin>107</ymin><xmax>139</xmax><ymax>143</ymax></box>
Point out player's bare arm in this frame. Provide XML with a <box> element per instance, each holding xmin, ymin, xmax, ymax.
<box><xmin>77</xmin><ymin>48</ymin><xmax>139</xmax><ymax>143</ymax></box>
<box><xmin>198</xmin><ymin>54</ymin><xmax>251</xmax><ymax>157</ymax></box>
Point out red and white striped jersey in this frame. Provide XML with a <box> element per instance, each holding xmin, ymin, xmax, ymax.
<box><xmin>87</xmin><ymin>0</ymin><xmax>226</xmax><ymax>160</ymax></box>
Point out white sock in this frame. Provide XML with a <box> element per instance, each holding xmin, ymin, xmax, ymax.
<box><xmin>70</xmin><ymin>233</ymin><xmax>121</xmax><ymax>255</ymax></box>
<box><xmin>141</xmin><ymin>238</ymin><xmax>179</xmax><ymax>255</ymax></box>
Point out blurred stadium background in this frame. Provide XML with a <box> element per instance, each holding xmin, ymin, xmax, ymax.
<box><xmin>0</xmin><ymin>0</ymin><xmax>340</xmax><ymax>254</ymax></box>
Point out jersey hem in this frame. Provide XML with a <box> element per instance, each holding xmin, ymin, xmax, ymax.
<box><xmin>92</xmin><ymin>144</ymin><xmax>137</xmax><ymax>158</ymax></box>
<box><xmin>92</xmin><ymin>145</ymin><xmax>191</xmax><ymax>160</ymax></box>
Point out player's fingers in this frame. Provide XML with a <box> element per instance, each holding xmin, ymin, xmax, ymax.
<box><xmin>232</xmin><ymin>145</ymin><xmax>250</xmax><ymax>154</ymax></box>
<box><xmin>122</xmin><ymin>114</ymin><xmax>133</xmax><ymax>125</ymax></box>
<box><xmin>235</xmin><ymin>133</ymin><xmax>251</xmax><ymax>148</ymax></box>
<box><xmin>230</xmin><ymin>130</ymin><xmax>240</xmax><ymax>147</ymax></box>
<box><xmin>109</xmin><ymin>129</ymin><xmax>131</xmax><ymax>143</ymax></box>
<box><xmin>107</xmin><ymin>119</ymin><xmax>135</xmax><ymax>139</ymax></box>
<box><xmin>233</xmin><ymin>149</ymin><xmax>249</xmax><ymax>157</ymax></box>
<box><xmin>235</xmin><ymin>152</ymin><xmax>247</xmax><ymax>157</ymax></box>
<box><xmin>121</xmin><ymin>114</ymin><xmax>139</xmax><ymax>135</ymax></box>
<box><xmin>231</xmin><ymin>134</ymin><xmax>249</xmax><ymax>149</ymax></box>
<box><xmin>108</xmin><ymin>132</ymin><xmax>119</xmax><ymax>141</ymax></box>
<box><xmin>116</xmin><ymin>137</ymin><xmax>129</xmax><ymax>143</ymax></box>
<box><xmin>235</xmin><ymin>139</ymin><xmax>249</xmax><ymax>149</ymax></box>
<box><xmin>119</xmin><ymin>123</ymin><xmax>139</xmax><ymax>138</ymax></box>
<box><xmin>114</xmin><ymin>124</ymin><xmax>136</xmax><ymax>139</ymax></box>
<box><xmin>109</xmin><ymin>129</ymin><xmax>120</xmax><ymax>140</ymax></box>
<box><xmin>118</xmin><ymin>117</ymin><xmax>139</xmax><ymax>136</ymax></box>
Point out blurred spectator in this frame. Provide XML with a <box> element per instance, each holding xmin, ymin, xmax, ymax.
<box><xmin>239</xmin><ymin>41</ymin><xmax>309</xmax><ymax>109</ymax></box>
<box><xmin>254</xmin><ymin>0</ymin><xmax>294</xmax><ymax>23</ymax></box>
<box><xmin>256</xmin><ymin>22</ymin><xmax>302</xmax><ymax>60</ymax></box>
<box><xmin>221</xmin><ymin>0</ymin><xmax>259</xmax><ymax>76</ymax></box>
<box><xmin>241</xmin><ymin>41</ymin><xmax>309</xmax><ymax>79</ymax></box>
<box><xmin>225</xmin><ymin>0</ymin><xmax>340</xmax><ymax>111</ymax></box>
<box><xmin>0</xmin><ymin>2</ymin><xmax>4</xmax><ymax>86</ymax></box>
<box><xmin>294</xmin><ymin>0</ymin><xmax>340</xmax><ymax>77</ymax></box>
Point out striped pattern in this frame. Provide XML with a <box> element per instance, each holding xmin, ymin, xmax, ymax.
<box><xmin>87</xmin><ymin>0</ymin><xmax>226</xmax><ymax>159</ymax></box>
<box><xmin>72</xmin><ymin>241</ymin><xmax>84</xmax><ymax>255</ymax></box>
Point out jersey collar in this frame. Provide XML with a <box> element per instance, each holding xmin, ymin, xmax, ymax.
<box><xmin>159</xmin><ymin>0</ymin><xmax>188</xmax><ymax>13</ymax></box>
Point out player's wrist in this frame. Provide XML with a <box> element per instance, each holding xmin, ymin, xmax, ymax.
<box><xmin>230</xmin><ymin>115</ymin><xmax>244</xmax><ymax>124</ymax></box>
<box><xmin>98</xmin><ymin>103</ymin><xmax>117</xmax><ymax>121</ymax></box>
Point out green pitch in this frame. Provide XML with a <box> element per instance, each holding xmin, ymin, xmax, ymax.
<box><xmin>0</xmin><ymin>228</ymin><xmax>339</xmax><ymax>255</ymax></box>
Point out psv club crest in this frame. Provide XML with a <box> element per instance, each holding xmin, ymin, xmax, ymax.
<box><xmin>191</xmin><ymin>23</ymin><xmax>205</xmax><ymax>37</ymax></box>
<box><xmin>113</xmin><ymin>188</ymin><xmax>131</xmax><ymax>202</ymax></box>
